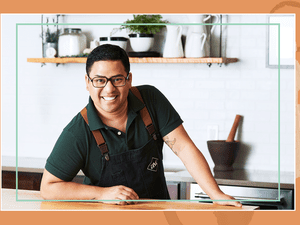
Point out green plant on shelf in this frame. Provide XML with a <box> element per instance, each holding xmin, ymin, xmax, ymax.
<box><xmin>41</xmin><ymin>18</ymin><xmax>60</xmax><ymax>43</ymax></box>
<box><xmin>45</xmin><ymin>27</ymin><xmax>60</xmax><ymax>43</ymax></box>
<box><xmin>120</xmin><ymin>14</ymin><xmax>169</xmax><ymax>34</ymax></box>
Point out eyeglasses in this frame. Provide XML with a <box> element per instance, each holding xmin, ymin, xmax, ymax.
<box><xmin>88</xmin><ymin>74</ymin><xmax>129</xmax><ymax>88</ymax></box>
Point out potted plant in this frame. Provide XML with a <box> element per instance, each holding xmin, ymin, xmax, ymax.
<box><xmin>41</xmin><ymin>20</ymin><xmax>60</xmax><ymax>58</ymax></box>
<box><xmin>121</xmin><ymin>14</ymin><xmax>168</xmax><ymax>52</ymax></box>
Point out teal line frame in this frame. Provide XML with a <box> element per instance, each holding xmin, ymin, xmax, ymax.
<box><xmin>15</xmin><ymin>22</ymin><xmax>281</xmax><ymax>204</ymax></box>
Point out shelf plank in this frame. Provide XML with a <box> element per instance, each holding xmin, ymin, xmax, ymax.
<box><xmin>129</xmin><ymin>57</ymin><xmax>238</xmax><ymax>64</ymax></box>
<box><xmin>27</xmin><ymin>57</ymin><xmax>87</xmax><ymax>64</ymax></box>
<box><xmin>27</xmin><ymin>57</ymin><xmax>238</xmax><ymax>64</ymax></box>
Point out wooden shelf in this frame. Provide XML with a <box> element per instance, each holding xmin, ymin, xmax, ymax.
<box><xmin>27</xmin><ymin>57</ymin><xmax>87</xmax><ymax>64</ymax></box>
<box><xmin>27</xmin><ymin>57</ymin><xmax>238</xmax><ymax>64</ymax></box>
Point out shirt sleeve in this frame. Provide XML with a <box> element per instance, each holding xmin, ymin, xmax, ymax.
<box><xmin>139</xmin><ymin>85</ymin><xmax>183</xmax><ymax>138</ymax></box>
<box><xmin>45</xmin><ymin>129</ymin><xmax>85</xmax><ymax>181</ymax></box>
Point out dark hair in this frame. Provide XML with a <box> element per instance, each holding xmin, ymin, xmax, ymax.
<box><xmin>86</xmin><ymin>44</ymin><xmax>130</xmax><ymax>76</ymax></box>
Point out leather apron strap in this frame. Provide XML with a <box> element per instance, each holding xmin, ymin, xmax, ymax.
<box><xmin>80</xmin><ymin>86</ymin><xmax>157</xmax><ymax>161</ymax></box>
<box><xmin>130</xmin><ymin>86</ymin><xmax>157</xmax><ymax>140</ymax></box>
<box><xmin>80</xmin><ymin>107</ymin><xmax>110</xmax><ymax>161</ymax></box>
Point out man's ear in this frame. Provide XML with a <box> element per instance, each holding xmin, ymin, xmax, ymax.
<box><xmin>85</xmin><ymin>74</ymin><xmax>90</xmax><ymax>91</ymax></box>
<box><xmin>128</xmin><ymin>72</ymin><xmax>132</xmax><ymax>88</ymax></box>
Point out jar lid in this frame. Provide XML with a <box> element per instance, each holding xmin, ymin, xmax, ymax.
<box><xmin>64</xmin><ymin>28</ymin><xmax>82</xmax><ymax>34</ymax></box>
<box><xmin>100</xmin><ymin>37</ymin><xmax>128</xmax><ymax>41</ymax></box>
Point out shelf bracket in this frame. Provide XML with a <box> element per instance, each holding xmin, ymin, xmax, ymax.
<box><xmin>41</xmin><ymin>62</ymin><xmax>61</xmax><ymax>67</ymax></box>
<box><xmin>218</xmin><ymin>63</ymin><xmax>222</xmax><ymax>67</ymax></box>
<box><xmin>207</xmin><ymin>63</ymin><xmax>212</xmax><ymax>67</ymax></box>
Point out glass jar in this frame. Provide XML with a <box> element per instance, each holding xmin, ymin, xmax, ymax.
<box><xmin>43</xmin><ymin>42</ymin><xmax>57</xmax><ymax>58</ymax></box>
<box><xmin>58</xmin><ymin>28</ymin><xmax>87</xmax><ymax>57</ymax></box>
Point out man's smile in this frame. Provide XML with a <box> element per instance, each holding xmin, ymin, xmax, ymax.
<box><xmin>102</xmin><ymin>96</ymin><xmax>117</xmax><ymax>101</ymax></box>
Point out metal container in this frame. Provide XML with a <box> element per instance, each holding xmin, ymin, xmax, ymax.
<box><xmin>43</xmin><ymin>42</ymin><xmax>57</xmax><ymax>58</ymax></box>
<box><xmin>58</xmin><ymin>28</ymin><xmax>86</xmax><ymax>57</ymax></box>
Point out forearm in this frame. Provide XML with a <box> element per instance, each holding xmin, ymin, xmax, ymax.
<box><xmin>177</xmin><ymin>144</ymin><xmax>224</xmax><ymax>199</ymax></box>
<box><xmin>40</xmin><ymin>180</ymin><xmax>103</xmax><ymax>200</ymax></box>
<box><xmin>40</xmin><ymin>169</ymin><xmax>139</xmax><ymax>204</ymax></box>
<box><xmin>164</xmin><ymin>125</ymin><xmax>242</xmax><ymax>207</ymax></box>
<box><xmin>164</xmin><ymin>125</ymin><xmax>223</xmax><ymax>199</ymax></box>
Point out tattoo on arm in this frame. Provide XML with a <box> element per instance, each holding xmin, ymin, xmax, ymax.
<box><xmin>164</xmin><ymin>136</ymin><xmax>177</xmax><ymax>155</ymax></box>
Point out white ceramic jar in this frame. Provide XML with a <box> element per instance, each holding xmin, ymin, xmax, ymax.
<box><xmin>58</xmin><ymin>28</ymin><xmax>86</xmax><ymax>57</ymax></box>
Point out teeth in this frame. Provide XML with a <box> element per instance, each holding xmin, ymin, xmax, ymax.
<box><xmin>103</xmin><ymin>96</ymin><xmax>116</xmax><ymax>101</ymax></box>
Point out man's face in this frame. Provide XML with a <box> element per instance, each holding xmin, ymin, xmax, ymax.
<box><xmin>85</xmin><ymin>60</ymin><xmax>132</xmax><ymax>115</ymax></box>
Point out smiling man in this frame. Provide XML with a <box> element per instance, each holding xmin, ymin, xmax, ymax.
<box><xmin>40</xmin><ymin>44</ymin><xmax>241</xmax><ymax>207</ymax></box>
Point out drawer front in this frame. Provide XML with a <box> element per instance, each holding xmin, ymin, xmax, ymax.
<box><xmin>2</xmin><ymin>171</ymin><xmax>42</xmax><ymax>190</ymax></box>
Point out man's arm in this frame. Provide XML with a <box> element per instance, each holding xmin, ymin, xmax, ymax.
<box><xmin>40</xmin><ymin>169</ymin><xmax>139</xmax><ymax>205</ymax></box>
<box><xmin>163</xmin><ymin>124</ymin><xmax>242</xmax><ymax>207</ymax></box>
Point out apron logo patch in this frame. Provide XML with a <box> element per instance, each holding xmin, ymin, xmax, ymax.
<box><xmin>147</xmin><ymin>157</ymin><xmax>159</xmax><ymax>172</ymax></box>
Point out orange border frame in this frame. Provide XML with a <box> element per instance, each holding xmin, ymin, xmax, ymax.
<box><xmin>1</xmin><ymin>0</ymin><xmax>299</xmax><ymax>224</ymax></box>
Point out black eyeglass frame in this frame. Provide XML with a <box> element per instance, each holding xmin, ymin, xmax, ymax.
<box><xmin>87</xmin><ymin>73</ymin><xmax>130</xmax><ymax>88</ymax></box>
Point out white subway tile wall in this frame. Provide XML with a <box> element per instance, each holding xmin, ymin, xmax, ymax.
<box><xmin>1</xmin><ymin>14</ymin><xmax>295</xmax><ymax>172</ymax></box>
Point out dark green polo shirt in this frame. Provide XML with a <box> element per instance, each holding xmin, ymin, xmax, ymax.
<box><xmin>45</xmin><ymin>85</ymin><xmax>183</xmax><ymax>185</ymax></box>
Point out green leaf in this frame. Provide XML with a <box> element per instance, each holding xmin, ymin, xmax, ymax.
<box><xmin>120</xmin><ymin>14</ymin><xmax>169</xmax><ymax>34</ymax></box>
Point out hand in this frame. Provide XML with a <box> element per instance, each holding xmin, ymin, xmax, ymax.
<box><xmin>98</xmin><ymin>185</ymin><xmax>139</xmax><ymax>205</ymax></box>
<box><xmin>212</xmin><ymin>193</ymin><xmax>242</xmax><ymax>208</ymax></box>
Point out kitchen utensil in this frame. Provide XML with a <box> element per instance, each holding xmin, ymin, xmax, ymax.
<box><xmin>185</xmin><ymin>14</ymin><xmax>220</xmax><ymax>58</ymax></box>
<box><xmin>226</xmin><ymin>114</ymin><xmax>242</xmax><ymax>142</ymax></box>
<box><xmin>184</xmin><ymin>32</ymin><xmax>207</xmax><ymax>58</ymax></box>
<box><xmin>205</xmin><ymin>14</ymin><xmax>220</xmax><ymax>57</ymax></box>
<box><xmin>163</xmin><ymin>25</ymin><xmax>184</xmax><ymax>58</ymax></box>
<box><xmin>186</xmin><ymin>14</ymin><xmax>210</xmax><ymax>36</ymax></box>
<box><xmin>207</xmin><ymin>140</ymin><xmax>239</xmax><ymax>171</ymax></box>
<box><xmin>210</xmin><ymin>14</ymin><xmax>220</xmax><ymax>34</ymax></box>
<box><xmin>207</xmin><ymin>114</ymin><xmax>242</xmax><ymax>171</ymax></box>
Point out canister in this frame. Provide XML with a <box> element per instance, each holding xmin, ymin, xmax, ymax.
<box><xmin>58</xmin><ymin>28</ymin><xmax>87</xmax><ymax>57</ymax></box>
<box><xmin>99</xmin><ymin>37</ymin><xmax>128</xmax><ymax>50</ymax></box>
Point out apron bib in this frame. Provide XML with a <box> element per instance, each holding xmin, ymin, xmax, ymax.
<box><xmin>96</xmin><ymin>136</ymin><xmax>170</xmax><ymax>199</ymax></box>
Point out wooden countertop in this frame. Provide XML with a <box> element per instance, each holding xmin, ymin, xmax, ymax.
<box><xmin>2</xmin><ymin>189</ymin><xmax>258</xmax><ymax>211</ymax></box>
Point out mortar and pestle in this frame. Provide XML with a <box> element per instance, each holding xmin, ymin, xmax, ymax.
<box><xmin>207</xmin><ymin>115</ymin><xmax>242</xmax><ymax>172</ymax></box>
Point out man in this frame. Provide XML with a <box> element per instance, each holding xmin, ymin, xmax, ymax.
<box><xmin>41</xmin><ymin>44</ymin><xmax>241</xmax><ymax>207</ymax></box>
